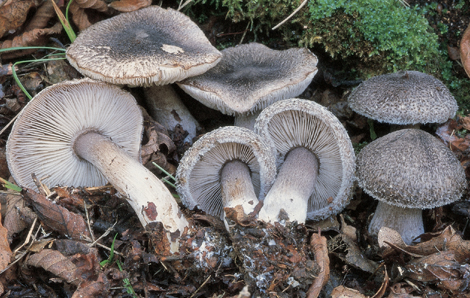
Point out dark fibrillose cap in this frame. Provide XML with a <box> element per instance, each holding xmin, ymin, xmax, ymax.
<box><xmin>177</xmin><ymin>42</ymin><xmax>318</xmax><ymax>116</ymax></box>
<box><xmin>348</xmin><ymin>70</ymin><xmax>458</xmax><ymax>125</ymax></box>
<box><xmin>66</xmin><ymin>6</ymin><xmax>222</xmax><ymax>86</ymax></box>
<box><xmin>356</xmin><ymin>129</ymin><xmax>466</xmax><ymax>209</ymax></box>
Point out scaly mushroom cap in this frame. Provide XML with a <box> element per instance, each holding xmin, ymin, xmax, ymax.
<box><xmin>176</xmin><ymin>126</ymin><xmax>276</xmax><ymax>218</ymax></box>
<box><xmin>348</xmin><ymin>70</ymin><xmax>457</xmax><ymax>125</ymax></box>
<box><xmin>254</xmin><ymin>98</ymin><xmax>356</xmax><ymax>221</ymax></box>
<box><xmin>356</xmin><ymin>129</ymin><xmax>466</xmax><ymax>209</ymax></box>
<box><xmin>177</xmin><ymin>42</ymin><xmax>318</xmax><ymax>115</ymax></box>
<box><xmin>6</xmin><ymin>78</ymin><xmax>143</xmax><ymax>188</ymax></box>
<box><xmin>66</xmin><ymin>6</ymin><xmax>222</xmax><ymax>86</ymax></box>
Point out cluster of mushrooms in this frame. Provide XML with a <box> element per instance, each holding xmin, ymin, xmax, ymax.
<box><xmin>3</xmin><ymin>4</ymin><xmax>467</xmax><ymax>293</ymax></box>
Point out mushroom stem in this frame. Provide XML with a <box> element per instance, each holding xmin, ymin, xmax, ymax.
<box><xmin>368</xmin><ymin>201</ymin><xmax>424</xmax><ymax>245</ymax></box>
<box><xmin>74</xmin><ymin>132</ymin><xmax>189</xmax><ymax>251</ymax></box>
<box><xmin>144</xmin><ymin>85</ymin><xmax>200</xmax><ymax>143</ymax></box>
<box><xmin>258</xmin><ymin>147</ymin><xmax>318</xmax><ymax>223</ymax></box>
<box><xmin>220</xmin><ymin>160</ymin><xmax>259</xmax><ymax>212</ymax></box>
<box><xmin>234</xmin><ymin>111</ymin><xmax>262</xmax><ymax>130</ymax></box>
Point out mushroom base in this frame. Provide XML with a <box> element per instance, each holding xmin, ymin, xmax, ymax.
<box><xmin>258</xmin><ymin>147</ymin><xmax>318</xmax><ymax>223</ymax></box>
<box><xmin>368</xmin><ymin>201</ymin><xmax>424</xmax><ymax>245</ymax></box>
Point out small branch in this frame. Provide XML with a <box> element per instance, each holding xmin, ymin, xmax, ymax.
<box><xmin>272</xmin><ymin>0</ymin><xmax>307</xmax><ymax>30</ymax></box>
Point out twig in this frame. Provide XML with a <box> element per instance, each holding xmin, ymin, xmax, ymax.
<box><xmin>306</xmin><ymin>230</ymin><xmax>330</xmax><ymax>298</ymax></box>
<box><xmin>13</xmin><ymin>217</ymin><xmax>37</xmax><ymax>255</ymax></box>
<box><xmin>190</xmin><ymin>275</ymin><xmax>211</xmax><ymax>298</ymax></box>
<box><xmin>272</xmin><ymin>0</ymin><xmax>307</xmax><ymax>30</ymax></box>
<box><xmin>84</xmin><ymin>201</ymin><xmax>95</xmax><ymax>242</ymax></box>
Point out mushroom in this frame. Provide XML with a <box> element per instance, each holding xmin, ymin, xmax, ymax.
<box><xmin>66</xmin><ymin>6</ymin><xmax>222</xmax><ymax>86</ymax></box>
<box><xmin>177</xmin><ymin>42</ymin><xmax>318</xmax><ymax>129</ymax></box>
<box><xmin>356</xmin><ymin>129</ymin><xmax>466</xmax><ymax>244</ymax></box>
<box><xmin>348</xmin><ymin>70</ymin><xmax>458</xmax><ymax>128</ymax></box>
<box><xmin>255</xmin><ymin>98</ymin><xmax>356</xmax><ymax>223</ymax></box>
<box><xmin>176</xmin><ymin>126</ymin><xmax>276</xmax><ymax>228</ymax></box>
<box><xmin>6</xmin><ymin>79</ymin><xmax>189</xmax><ymax>252</ymax></box>
<box><xmin>66</xmin><ymin>5</ymin><xmax>221</xmax><ymax>140</ymax></box>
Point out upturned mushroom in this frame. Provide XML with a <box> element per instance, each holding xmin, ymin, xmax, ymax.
<box><xmin>356</xmin><ymin>129</ymin><xmax>466</xmax><ymax>244</ymax></box>
<box><xmin>255</xmin><ymin>98</ymin><xmax>356</xmax><ymax>223</ymax></box>
<box><xmin>66</xmin><ymin>5</ymin><xmax>221</xmax><ymax>140</ymax></box>
<box><xmin>176</xmin><ymin>126</ymin><xmax>276</xmax><ymax>228</ymax></box>
<box><xmin>6</xmin><ymin>79</ymin><xmax>189</xmax><ymax>252</ymax></box>
<box><xmin>348</xmin><ymin>70</ymin><xmax>458</xmax><ymax>128</ymax></box>
<box><xmin>177</xmin><ymin>42</ymin><xmax>318</xmax><ymax>129</ymax></box>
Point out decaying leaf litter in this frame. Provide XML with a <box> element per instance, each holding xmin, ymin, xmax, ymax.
<box><xmin>0</xmin><ymin>0</ymin><xmax>469</xmax><ymax>297</ymax></box>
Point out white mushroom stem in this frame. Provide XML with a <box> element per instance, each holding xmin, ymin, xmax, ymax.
<box><xmin>258</xmin><ymin>147</ymin><xmax>318</xmax><ymax>223</ymax></box>
<box><xmin>74</xmin><ymin>132</ymin><xmax>189</xmax><ymax>252</ymax></box>
<box><xmin>144</xmin><ymin>85</ymin><xmax>200</xmax><ymax>143</ymax></box>
<box><xmin>234</xmin><ymin>111</ymin><xmax>262</xmax><ymax>130</ymax></box>
<box><xmin>220</xmin><ymin>160</ymin><xmax>259</xmax><ymax>212</ymax></box>
<box><xmin>368</xmin><ymin>201</ymin><xmax>424</xmax><ymax>245</ymax></box>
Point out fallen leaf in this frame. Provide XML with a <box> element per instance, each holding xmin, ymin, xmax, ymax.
<box><xmin>436</xmin><ymin>119</ymin><xmax>470</xmax><ymax>152</ymax></box>
<box><xmin>0</xmin><ymin>206</ymin><xmax>12</xmax><ymax>271</ymax></box>
<box><xmin>26</xmin><ymin>249</ymin><xmax>80</xmax><ymax>285</ymax></box>
<box><xmin>386</xmin><ymin>283</ymin><xmax>420</xmax><ymax>298</ymax></box>
<box><xmin>108</xmin><ymin>0</ymin><xmax>151</xmax><ymax>12</ymax></box>
<box><xmin>405</xmin><ymin>250</ymin><xmax>470</xmax><ymax>292</ymax></box>
<box><xmin>22</xmin><ymin>188</ymin><xmax>91</xmax><ymax>241</ymax></box>
<box><xmin>69</xmin><ymin>0</ymin><xmax>109</xmax><ymax>31</ymax></box>
<box><xmin>460</xmin><ymin>23</ymin><xmax>470</xmax><ymax>78</ymax></box>
<box><xmin>0</xmin><ymin>22</ymin><xmax>63</xmax><ymax>59</ymax></box>
<box><xmin>23</xmin><ymin>0</ymin><xmax>56</xmax><ymax>32</ymax></box>
<box><xmin>3</xmin><ymin>193</ymin><xmax>36</xmax><ymax>243</ymax></box>
<box><xmin>0</xmin><ymin>0</ymin><xmax>37</xmax><ymax>39</ymax></box>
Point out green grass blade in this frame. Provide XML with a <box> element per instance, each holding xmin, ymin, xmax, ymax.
<box><xmin>51</xmin><ymin>0</ymin><xmax>76</xmax><ymax>43</ymax></box>
<box><xmin>0</xmin><ymin>177</ymin><xmax>22</xmax><ymax>192</ymax></box>
<box><xmin>152</xmin><ymin>162</ymin><xmax>176</xmax><ymax>182</ymax></box>
<box><xmin>0</xmin><ymin>46</ymin><xmax>66</xmax><ymax>53</ymax></box>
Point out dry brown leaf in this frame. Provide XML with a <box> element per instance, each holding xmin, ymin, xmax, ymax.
<box><xmin>436</xmin><ymin>119</ymin><xmax>470</xmax><ymax>152</ymax></box>
<box><xmin>109</xmin><ymin>0</ymin><xmax>151</xmax><ymax>12</ymax></box>
<box><xmin>26</xmin><ymin>249</ymin><xmax>79</xmax><ymax>285</ymax></box>
<box><xmin>0</xmin><ymin>0</ymin><xmax>38</xmax><ymax>38</ymax></box>
<box><xmin>332</xmin><ymin>218</ymin><xmax>378</xmax><ymax>273</ymax></box>
<box><xmin>69</xmin><ymin>0</ymin><xmax>109</xmax><ymax>31</ymax></box>
<box><xmin>306</xmin><ymin>231</ymin><xmax>329</xmax><ymax>298</ymax></box>
<box><xmin>4</xmin><ymin>193</ymin><xmax>36</xmax><ymax>243</ymax></box>
<box><xmin>405</xmin><ymin>250</ymin><xmax>469</xmax><ymax>292</ymax></box>
<box><xmin>74</xmin><ymin>0</ymin><xmax>108</xmax><ymax>11</ymax></box>
<box><xmin>23</xmin><ymin>0</ymin><xmax>56</xmax><ymax>32</ymax></box>
<box><xmin>330</xmin><ymin>285</ymin><xmax>367</xmax><ymax>298</ymax></box>
<box><xmin>460</xmin><ymin>23</ymin><xmax>470</xmax><ymax>78</ymax></box>
<box><xmin>0</xmin><ymin>22</ymin><xmax>63</xmax><ymax>59</ymax></box>
<box><xmin>0</xmin><ymin>207</ymin><xmax>12</xmax><ymax>271</ymax></box>
<box><xmin>23</xmin><ymin>188</ymin><xmax>91</xmax><ymax>241</ymax></box>
<box><xmin>372</xmin><ymin>267</ymin><xmax>389</xmax><ymax>298</ymax></box>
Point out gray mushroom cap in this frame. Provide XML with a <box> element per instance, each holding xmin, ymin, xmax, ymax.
<box><xmin>66</xmin><ymin>6</ymin><xmax>222</xmax><ymax>86</ymax></box>
<box><xmin>6</xmin><ymin>78</ymin><xmax>143</xmax><ymax>188</ymax></box>
<box><xmin>176</xmin><ymin>126</ymin><xmax>277</xmax><ymax>219</ymax></box>
<box><xmin>177</xmin><ymin>42</ymin><xmax>318</xmax><ymax>116</ymax></box>
<box><xmin>254</xmin><ymin>98</ymin><xmax>356</xmax><ymax>221</ymax></box>
<box><xmin>356</xmin><ymin>129</ymin><xmax>466</xmax><ymax>209</ymax></box>
<box><xmin>348</xmin><ymin>70</ymin><xmax>458</xmax><ymax>125</ymax></box>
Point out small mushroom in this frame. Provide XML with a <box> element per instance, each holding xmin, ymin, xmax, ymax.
<box><xmin>255</xmin><ymin>98</ymin><xmax>356</xmax><ymax>223</ymax></box>
<box><xmin>177</xmin><ymin>42</ymin><xmax>318</xmax><ymax>129</ymax></box>
<box><xmin>348</xmin><ymin>70</ymin><xmax>458</xmax><ymax>127</ymax></box>
<box><xmin>176</xmin><ymin>126</ymin><xmax>276</xmax><ymax>228</ymax></box>
<box><xmin>356</xmin><ymin>129</ymin><xmax>466</xmax><ymax>244</ymax></box>
<box><xmin>66</xmin><ymin>6</ymin><xmax>222</xmax><ymax>86</ymax></box>
<box><xmin>6</xmin><ymin>79</ymin><xmax>189</xmax><ymax>252</ymax></box>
